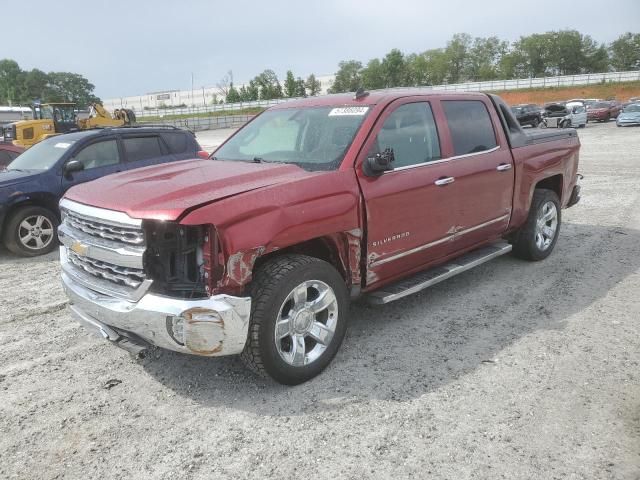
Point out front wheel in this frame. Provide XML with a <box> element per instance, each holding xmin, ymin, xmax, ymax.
<box><xmin>531</xmin><ymin>118</ymin><xmax>540</xmax><ymax>128</ymax></box>
<box><xmin>3</xmin><ymin>206</ymin><xmax>59</xmax><ymax>256</ymax></box>
<box><xmin>512</xmin><ymin>189</ymin><xmax>561</xmax><ymax>261</ymax></box>
<box><xmin>241</xmin><ymin>254</ymin><xmax>349</xmax><ymax>385</ymax></box>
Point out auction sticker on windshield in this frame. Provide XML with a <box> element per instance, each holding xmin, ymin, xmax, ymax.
<box><xmin>54</xmin><ymin>142</ymin><xmax>73</xmax><ymax>149</ymax></box>
<box><xmin>329</xmin><ymin>107</ymin><xmax>369</xmax><ymax>116</ymax></box>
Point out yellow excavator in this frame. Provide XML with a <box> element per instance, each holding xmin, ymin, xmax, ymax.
<box><xmin>6</xmin><ymin>102</ymin><xmax>136</xmax><ymax>148</ymax></box>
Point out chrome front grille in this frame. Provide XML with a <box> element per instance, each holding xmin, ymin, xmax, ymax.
<box><xmin>59</xmin><ymin>198</ymin><xmax>151</xmax><ymax>301</ymax></box>
<box><xmin>64</xmin><ymin>209</ymin><xmax>145</xmax><ymax>245</ymax></box>
<box><xmin>67</xmin><ymin>250</ymin><xmax>145</xmax><ymax>289</ymax></box>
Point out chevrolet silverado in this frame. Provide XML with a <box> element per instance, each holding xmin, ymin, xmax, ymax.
<box><xmin>58</xmin><ymin>91</ymin><xmax>581</xmax><ymax>384</ymax></box>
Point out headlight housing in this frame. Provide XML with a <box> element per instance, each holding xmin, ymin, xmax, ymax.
<box><xmin>143</xmin><ymin>221</ymin><xmax>223</xmax><ymax>298</ymax></box>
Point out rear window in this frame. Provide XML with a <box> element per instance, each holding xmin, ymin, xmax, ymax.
<box><xmin>161</xmin><ymin>132</ymin><xmax>192</xmax><ymax>154</ymax></box>
<box><xmin>442</xmin><ymin>100</ymin><xmax>497</xmax><ymax>156</ymax></box>
<box><xmin>123</xmin><ymin>136</ymin><xmax>164</xmax><ymax>162</ymax></box>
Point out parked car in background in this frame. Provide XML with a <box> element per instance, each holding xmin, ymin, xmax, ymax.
<box><xmin>59</xmin><ymin>91</ymin><xmax>581</xmax><ymax>384</ymax></box>
<box><xmin>587</xmin><ymin>101</ymin><xmax>621</xmax><ymax>122</ymax></box>
<box><xmin>0</xmin><ymin>143</ymin><xmax>24</xmax><ymax>168</ymax></box>
<box><xmin>0</xmin><ymin>126</ymin><xmax>208</xmax><ymax>256</ymax></box>
<box><xmin>621</xmin><ymin>97</ymin><xmax>640</xmax><ymax>108</ymax></box>
<box><xmin>616</xmin><ymin>103</ymin><xmax>640</xmax><ymax>127</ymax></box>
<box><xmin>511</xmin><ymin>104</ymin><xmax>543</xmax><ymax>127</ymax></box>
<box><xmin>543</xmin><ymin>103</ymin><xmax>587</xmax><ymax>128</ymax></box>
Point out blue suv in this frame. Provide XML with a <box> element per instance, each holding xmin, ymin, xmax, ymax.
<box><xmin>0</xmin><ymin>126</ymin><xmax>207</xmax><ymax>256</ymax></box>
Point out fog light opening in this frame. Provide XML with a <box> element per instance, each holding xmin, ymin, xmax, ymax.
<box><xmin>166</xmin><ymin>316</ymin><xmax>185</xmax><ymax>346</ymax></box>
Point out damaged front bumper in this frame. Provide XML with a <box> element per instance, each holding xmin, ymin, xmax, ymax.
<box><xmin>62</xmin><ymin>269</ymin><xmax>251</xmax><ymax>357</ymax></box>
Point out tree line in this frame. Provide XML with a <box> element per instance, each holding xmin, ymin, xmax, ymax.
<box><xmin>217</xmin><ymin>70</ymin><xmax>323</xmax><ymax>102</ymax></box>
<box><xmin>328</xmin><ymin>30</ymin><xmax>640</xmax><ymax>93</ymax></box>
<box><xmin>2</xmin><ymin>30</ymin><xmax>638</xmax><ymax>107</ymax></box>
<box><xmin>0</xmin><ymin>59</ymin><xmax>100</xmax><ymax>107</ymax></box>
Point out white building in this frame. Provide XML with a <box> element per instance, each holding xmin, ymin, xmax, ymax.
<box><xmin>103</xmin><ymin>74</ymin><xmax>336</xmax><ymax>111</ymax></box>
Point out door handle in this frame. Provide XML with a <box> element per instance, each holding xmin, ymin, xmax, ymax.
<box><xmin>434</xmin><ymin>176</ymin><xmax>455</xmax><ymax>186</ymax></box>
<box><xmin>496</xmin><ymin>163</ymin><xmax>512</xmax><ymax>172</ymax></box>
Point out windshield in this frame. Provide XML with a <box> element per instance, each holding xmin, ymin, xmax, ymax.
<box><xmin>511</xmin><ymin>107</ymin><xmax>523</xmax><ymax>114</ymax></box>
<box><xmin>214</xmin><ymin>106</ymin><xmax>369</xmax><ymax>171</ymax></box>
<box><xmin>623</xmin><ymin>104</ymin><xmax>640</xmax><ymax>113</ymax></box>
<box><xmin>7</xmin><ymin>137</ymin><xmax>75</xmax><ymax>171</ymax></box>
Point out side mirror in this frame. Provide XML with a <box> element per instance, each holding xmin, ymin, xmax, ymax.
<box><xmin>64</xmin><ymin>159</ymin><xmax>84</xmax><ymax>176</ymax></box>
<box><xmin>364</xmin><ymin>147</ymin><xmax>395</xmax><ymax>177</ymax></box>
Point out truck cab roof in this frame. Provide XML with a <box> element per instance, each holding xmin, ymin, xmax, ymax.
<box><xmin>270</xmin><ymin>90</ymin><xmax>491</xmax><ymax>110</ymax></box>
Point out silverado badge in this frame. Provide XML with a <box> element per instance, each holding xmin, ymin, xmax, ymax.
<box><xmin>70</xmin><ymin>241</ymin><xmax>88</xmax><ymax>256</ymax></box>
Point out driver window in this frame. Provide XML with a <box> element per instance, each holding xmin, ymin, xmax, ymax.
<box><xmin>74</xmin><ymin>140</ymin><xmax>120</xmax><ymax>170</ymax></box>
<box><xmin>372</xmin><ymin>102</ymin><xmax>441</xmax><ymax>168</ymax></box>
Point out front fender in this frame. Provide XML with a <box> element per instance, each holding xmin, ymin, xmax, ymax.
<box><xmin>179</xmin><ymin>169</ymin><xmax>363</xmax><ymax>291</ymax></box>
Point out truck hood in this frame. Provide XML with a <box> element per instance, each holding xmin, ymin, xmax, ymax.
<box><xmin>64</xmin><ymin>159</ymin><xmax>317</xmax><ymax>221</ymax></box>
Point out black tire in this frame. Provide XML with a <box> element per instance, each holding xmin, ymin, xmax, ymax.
<box><xmin>241</xmin><ymin>254</ymin><xmax>349</xmax><ymax>385</ymax></box>
<box><xmin>531</xmin><ymin>117</ymin><xmax>540</xmax><ymax>128</ymax></box>
<box><xmin>512</xmin><ymin>189</ymin><xmax>561</xmax><ymax>261</ymax></box>
<box><xmin>2</xmin><ymin>206</ymin><xmax>59</xmax><ymax>257</ymax></box>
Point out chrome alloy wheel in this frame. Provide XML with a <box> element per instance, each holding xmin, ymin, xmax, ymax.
<box><xmin>18</xmin><ymin>215</ymin><xmax>55</xmax><ymax>251</ymax></box>
<box><xmin>274</xmin><ymin>280</ymin><xmax>339</xmax><ymax>367</ymax></box>
<box><xmin>535</xmin><ymin>201</ymin><xmax>558</xmax><ymax>251</ymax></box>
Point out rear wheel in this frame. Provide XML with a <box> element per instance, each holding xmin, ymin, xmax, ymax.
<box><xmin>3</xmin><ymin>206</ymin><xmax>59</xmax><ymax>256</ymax></box>
<box><xmin>241</xmin><ymin>254</ymin><xmax>349</xmax><ymax>385</ymax></box>
<box><xmin>512</xmin><ymin>189</ymin><xmax>561</xmax><ymax>261</ymax></box>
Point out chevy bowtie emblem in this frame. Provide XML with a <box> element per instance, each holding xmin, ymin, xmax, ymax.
<box><xmin>70</xmin><ymin>241</ymin><xmax>88</xmax><ymax>256</ymax></box>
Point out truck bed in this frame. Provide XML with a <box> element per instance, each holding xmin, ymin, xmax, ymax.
<box><xmin>523</xmin><ymin>128</ymin><xmax>578</xmax><ymax>146</ymax></box>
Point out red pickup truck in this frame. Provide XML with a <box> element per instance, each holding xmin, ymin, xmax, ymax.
<box><xmin>59</xmin><ymin>91</ymin><xmax>581</xmax><ymax>384</ymax></box>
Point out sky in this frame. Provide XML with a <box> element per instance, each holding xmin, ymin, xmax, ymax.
<box><xmin>3</xmin><ymin>0</ymin><xmax>639</xmax><ymax>99</ymax></box>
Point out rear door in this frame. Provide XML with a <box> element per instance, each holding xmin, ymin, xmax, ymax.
<box><xmin>356</xmin><ymin>98</ymin><xmax>458</xmax><ymax>287</ymax></box>
<box><xmin>120</xmin><ymin>133</ymin><xmax>172</xmax><ymax>170</ymax></box>
<box><xmin>439</xmin><ymin>98</ymin><xmax>514</xmax><ymax>251</ymax></box>
<box><xmin>60</xmin><ymin>137</ymin><xmax>123</xmax><ymax>193</ymax></box>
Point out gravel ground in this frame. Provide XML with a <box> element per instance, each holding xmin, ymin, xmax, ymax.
<box><xmin>1</xmin><ymin>122</ymin><xmax>639</xmax><ymax>480</ymax></box>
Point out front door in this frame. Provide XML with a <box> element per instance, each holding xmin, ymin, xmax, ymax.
<box><xmin>61</xmin><ymin>137</ymin><xmax>123</xmax><ymax>193</ymax></box>
<box><xmin>356</xmin><ymin>99</ymin><xmax>459</xmax><ymax>288</ymax></box>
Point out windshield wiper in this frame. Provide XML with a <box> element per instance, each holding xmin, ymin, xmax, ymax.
<box><xmin>253</xmin><ymin>157</ymin><xmax>264</xmax><ymax>163</ymax></box>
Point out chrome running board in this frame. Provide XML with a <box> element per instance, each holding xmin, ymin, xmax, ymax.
<box><xmin>365</xmin><ymin>242</ymin><xmax>512</xmax><ymax>305</ymax></box>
